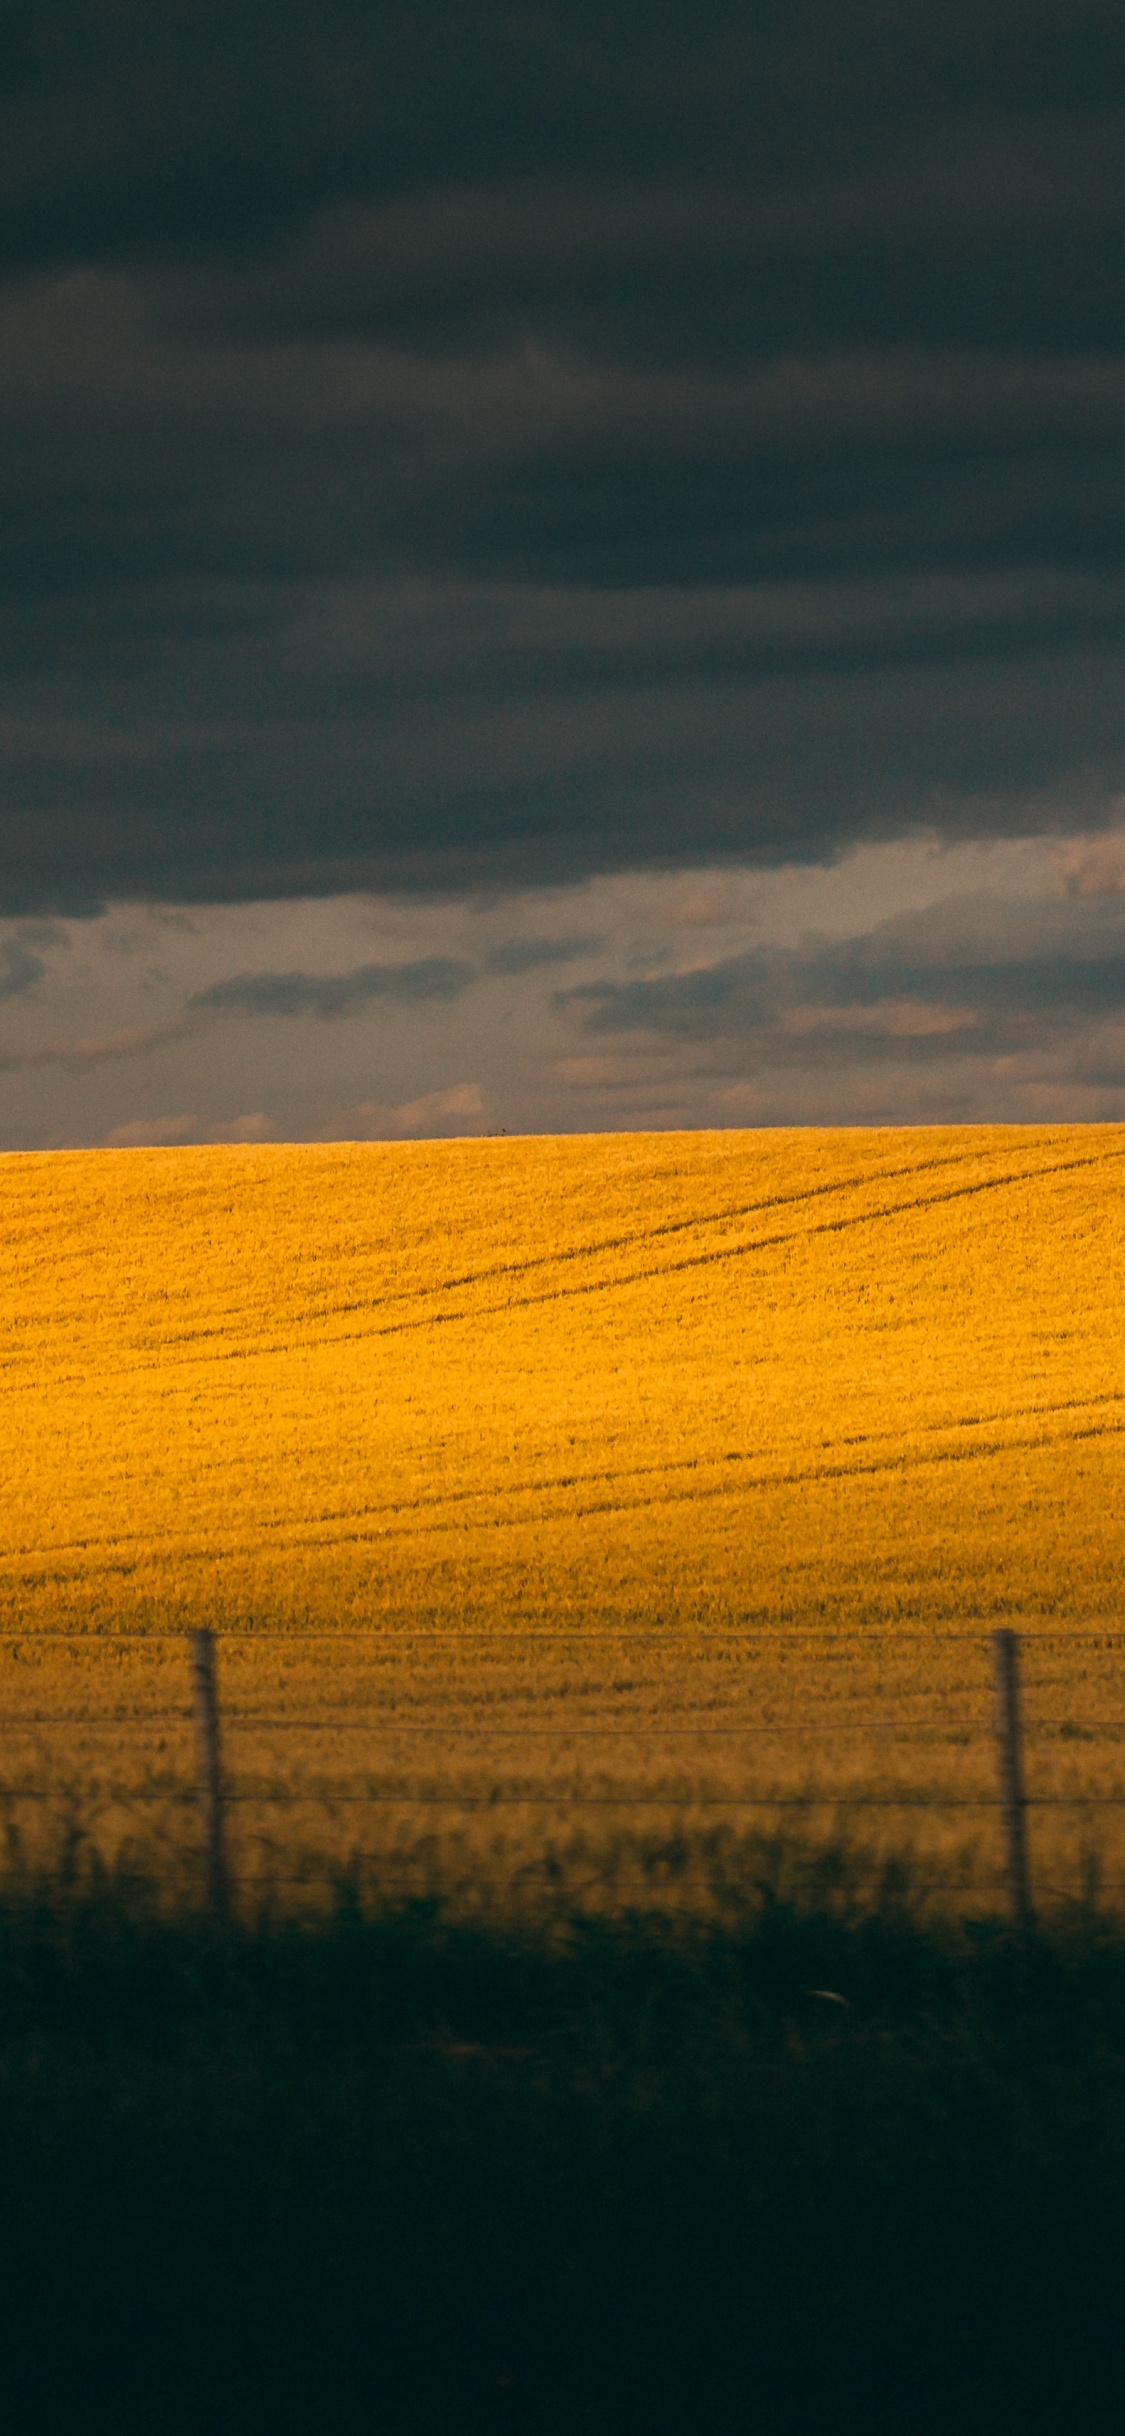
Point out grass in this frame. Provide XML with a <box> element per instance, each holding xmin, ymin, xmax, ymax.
<box><xmin>2</xmin><ymin>1123</ymin><xmax>1125</xmax><ymax>1910</ymax></box>
<box><xmin>0</xmin><ymin>1884</ymin><xmax>1123</xmax><ymax>2435</ymax></box>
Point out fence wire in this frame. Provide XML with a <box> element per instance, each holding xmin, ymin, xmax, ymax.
<box><xmin>2</xmin><ymin>1626</ymin><xmax>1123</xmax><ymax>1915</ymax></box>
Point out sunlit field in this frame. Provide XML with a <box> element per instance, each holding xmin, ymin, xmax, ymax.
<box><xmin>2</xmin><ymin>1123</ymin><xmax>1125</xmax><ymax>1913</ymax></box>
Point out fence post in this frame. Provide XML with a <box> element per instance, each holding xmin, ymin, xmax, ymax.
<box><xmin>190</xmin><ymin>1628</ymin><xmax>228</xmax><ymax>1919</ymax></box>
<box><xmin>991</xmin><ymin>1628</ymin><xmax>1034</xmax><ymax>1940</ymax></box>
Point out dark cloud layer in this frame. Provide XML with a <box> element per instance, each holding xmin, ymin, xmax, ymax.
<box><xmin>3</xmin><ymin>3</ymin><xmax>1125</xmax><ymax>910</ymax></box>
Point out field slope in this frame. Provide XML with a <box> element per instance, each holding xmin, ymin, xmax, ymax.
<box><xmin>2</xmin><ymin>1123</ymin><xmax>1124</xmax><ymax>1909</ymax></box>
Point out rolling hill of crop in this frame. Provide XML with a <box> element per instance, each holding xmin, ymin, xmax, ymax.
<box><xmin>2</xmin><ymin>1123</ymin><xmax>1124</xmax><ymax>1912</ymax></box>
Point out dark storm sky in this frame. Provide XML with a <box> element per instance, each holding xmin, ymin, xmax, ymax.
<box><xmin>4</xmin><ymin>0</ymin><xmax>1125</xmax><ymax>911</ymax></box>
<box><xmin>5</xmin><ymin>4</ymin><xmax>1125</xmax><ymax>1152</ymax></box>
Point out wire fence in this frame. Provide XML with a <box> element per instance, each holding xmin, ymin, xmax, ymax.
<box><xmin>3</xmin><ymin>1625</ymin><xmax>1125</xmax><ymax>1921</ymax></box>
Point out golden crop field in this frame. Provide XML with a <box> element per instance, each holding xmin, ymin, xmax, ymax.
<box><xmin>2</xmin><ymin>1122</ymin><xmax>1125</xmax><ymax>1916</ymax></box>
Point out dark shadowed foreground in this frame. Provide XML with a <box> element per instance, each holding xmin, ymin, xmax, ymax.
<box><xmin>0</xmin><ymin>1879</ymin><xmax>1122</xmax><ymax>2435</ymax></box>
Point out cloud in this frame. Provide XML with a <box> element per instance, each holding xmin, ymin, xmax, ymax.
<box><xmin>0</xmin><ymin>1017</ymin><xmax>190</xmax><ymax>1074</ymax></box>
<box><xmin>188</xmin><ymin>956</ymin><xmax>475</xmax><ymax>1017</ymax></box>
<box><xmin>555</xmin><ymin>889</ymin><xmax>1125</xmax><ymax>1073</ymax></box>
<box><xmin>339</xmin><ymin>1082</ymin><xmax>487</xmax><ymax>1138</ymax></box>
<box><xmin>783</xmin><ymin>999</ymin><xmax>978</xmax><ymax>1041</ymax></box>
<box><xmin>102</xmin><ymin>1083</ymin><xmax>487</xmax><ymax>1149</ymax></box>
<box><xmin>1054</xmin><ymin>827</ymin><xmax>1125</xmax><ymax>897</ymax></box>
<box><xmin>390</xmin><ymin>1082</ymin><xmax>485</xmax><ymax>1130</ymax></box>
<box><xmin>670</xmin><ymin>886</ymin><xmax>741</xmax><ymax>928</ymax></box>
<box><xmin>103</xmin><ymin>1109</ymin><xmax>279</xmax><ymax>1145</ymax></box>
<box><xmin>0</xmin><ymin>4</ymin><xmax>1121</xmax><ymax>910</ymax></box>
<box><xmin>4</xmin><ymin>7</ymin><xmax>1124</xmax><ymax>280</ymax></box>
<box><xmin>104</xmin><ymin>1112</ymin><xmax>199</xmax><ymax>1146</ymax></box>
<box><xmin>5</xmin><ymin>567</ymin><xmax>1124</xmax><ymax>912</ymax></box>
<box><xmin>0</xmin><ymin>940</ymin><xmax>44</xmax><ymax>999</ymax></box>
<box><xmin>484</xmin><ymin>934</ymin><xmax>600</xmax><ymax>975</ymax></box>
<box><xmin>206</xmin><ymin>1111</ymin><xmax>278</xmax><ymax>1143</ymax></box>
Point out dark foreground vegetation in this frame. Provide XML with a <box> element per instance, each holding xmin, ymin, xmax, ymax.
<box><xmin>1</xmin><ymin>1879</ymin><xmax>1123</xmax><ymax>2436</ymax></box>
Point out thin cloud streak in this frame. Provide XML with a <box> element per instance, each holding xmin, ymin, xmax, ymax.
<box><xmin>188</xmin><ymin>957</ymin><xmax>475</xmax><ymax>1017</ymax></box>
<box><xmin>0</xmin><ymin>1016</ymin><xmax>195</xmax><ymax>1075</ymax></box>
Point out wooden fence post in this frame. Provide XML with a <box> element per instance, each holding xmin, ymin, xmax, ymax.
<box><xmin>991</xmin><ymin>1628</ymin><xmax>1034</xmax><ymax>1940</ymax></box>
<box><xmin>190</xmin><ymin>1628</ymin><xmax>228</xmax><ymax>1919</ymax></box>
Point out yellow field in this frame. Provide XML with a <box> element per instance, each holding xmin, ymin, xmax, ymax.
<box><xmin>2</xmin><ymin>1123</ymin><xmax>1125</xmax><ymax>1914</ymax></box>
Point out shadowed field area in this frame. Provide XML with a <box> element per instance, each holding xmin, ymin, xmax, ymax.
<box><xmin>2</xmin><ymin>1125</ymin><xmax>1124</xmax><ymax>1910</ymax></box>
<box><xmin>0</xmin><ymin>1892</ymin><xmax>1123</xmax><ymax>2436</ymax></box>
